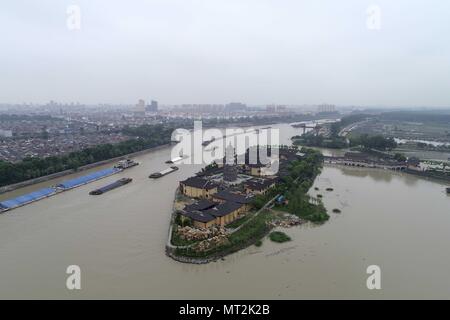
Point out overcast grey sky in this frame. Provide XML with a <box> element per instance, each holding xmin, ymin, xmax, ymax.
<box><xmin>1</xmin><ymin>0</ymin><xmax>449</xmax><ymax>107</ymax></box>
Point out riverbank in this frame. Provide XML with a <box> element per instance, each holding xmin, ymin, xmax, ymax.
<box><xmin>323</xmin><ymin>161</ymin><xmax>450</xmax><ymax>183</ymax></box>
<box><xmin>166</xmin><ymin>219</ymin><xmax>274</xmax><ymax>264</ymax></box>
<box><xmin>166</xmin><ymin>196</ymin><xmax>279</xmax><ymax>264</ymax></box>
<box><xmin>0</xmin><ymin>143</ymin><xmax>172</xmax><ymax>195</ymax></box>
<box><xmin>4</xmin><ymin>122</ymin><xmax>450</xmax><ymax>298</ymax></box>
<box><xmin>405</xmin><ymin>168</ymin><xmax>450</xmax><ymax>183</ymax></box>
<box><xmin>166</xmin><ymin>148</ymin><xmax>328</xmax><ymax>264</ymax></box>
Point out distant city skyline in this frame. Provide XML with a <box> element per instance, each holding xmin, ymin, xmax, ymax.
<box><xmin>1</xmin><ymin>101</ymin><xmax>450</xmax><ymax>111</ymax></box>
<box><xmin>1</xmin><ymin>1</ymin><xmax>450</xmax><ymax>107</ymax></box>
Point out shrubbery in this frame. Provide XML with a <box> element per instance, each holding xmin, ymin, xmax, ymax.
<box><xmin>269</xmin><ymin>231</ymin><xmax>291</xmax><ymax>243</ymax></box>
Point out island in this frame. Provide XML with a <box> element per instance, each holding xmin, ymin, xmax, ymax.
<box><xmin>166</xmin><ymin>145</ymin><xmax>329</xmax><ymax>264</ymax></box>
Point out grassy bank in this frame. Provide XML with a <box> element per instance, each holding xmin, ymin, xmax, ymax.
<box><xmin>269</xmin><ymin>231</ymin><xmax>291</xmax><ymax>243</ymax></box>
<box><xmin>253</xmin><ymin>148</ymin><xmax>330</xmax><ymax>223</ymax></box>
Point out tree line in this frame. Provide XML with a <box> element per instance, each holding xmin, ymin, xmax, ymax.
<box><xmin>0</xmin><ymin>124</ymin><xmax>175</xmax><ymax>187</ymax></box>
<box><xmin>330</xmin><ymin>113</ymin><xmax>373</xmax><ymax>137</ymax></box>
<box><xmin>292</xmin><ymin>134</ymin><xmax>348</xmax><ymax>149</ymax></box>
<box><xmin>252</xmin><ymin>148</ymin><xmax>329</xmax><ymax>223</ymax></box>
<box><xmin>349</xmin><ymin>134</ymin><xmax>397</xmax><ymax>151</ymax></box>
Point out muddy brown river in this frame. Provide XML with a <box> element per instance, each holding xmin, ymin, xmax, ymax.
<box><xmin>0</xmin><ymin>123</ymin><xmax>449</xmax><ymax>299</ymax></box>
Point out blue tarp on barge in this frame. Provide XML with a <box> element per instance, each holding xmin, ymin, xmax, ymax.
<box><xmin>56</xmin><ymin>168</ymin><xmax>120</xmax><ymax>190</ymax></box>
<box><xmin>0</xmin><ymin>187</ymin><xmax>56</xmax><ymax>209</ymax></box>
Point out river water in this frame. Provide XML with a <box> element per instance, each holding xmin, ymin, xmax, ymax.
<box><xmin>0</xmin><ymin>123</ymin><xmax>449</xmax><ymax>299</ymax></box>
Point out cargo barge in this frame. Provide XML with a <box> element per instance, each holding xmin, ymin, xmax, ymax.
<box><xmin>0</xmin><ymin>187</ymin><xmax>57</xmax><ymax>213</ymax></box>
<box><xmin>89</xmin><ymin>178</ymin><xmax>133</xmax><ymax>195</ymax></box>
<box><xmin>149</xmin><ymin>166</ymin><xmax>179</xmax><ymax>179</ymax></box>
<box><xmin>55</xmin><ymin>167</ymin><xmax>121</xmax><ymax>191</ymax></box>
<box><xmin>0</xmin><ymin>160</ymin><xmax>135</xmax><ymax>213</ymax></box>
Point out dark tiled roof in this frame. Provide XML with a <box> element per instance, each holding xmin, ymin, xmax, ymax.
<box><xmin>204</xmin><ymin>201</ymin><xmax>243</xmax><ymax>217</ymax></box>
<box><xmin>184</xmin><ymin>199</ymin><xmax>217</xmax><ymax>212</ymax></box>
<box><xmin>180</xmin><ymin>210</ymin><xmax>216</xmax><ymax>223</ymax></box>
<box><xmin>180</xmin><ymin>177</ymin><xmax>217</xmax><ymax>190</ymax></box>
<box><xmin>245</xmin><ymin>178</ymin><xmax>275</xmax><ymax>191</ymax></box>
<box><xmin>212</xmin><ymin>190</ymin><xmax>253</xmax><ymax>204</ymax></box>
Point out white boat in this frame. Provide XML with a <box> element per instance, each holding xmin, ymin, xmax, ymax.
<box><xmin>115</xmin><ymin>159</ymin><xmax>139</xmax><ymax>170</ymax></box>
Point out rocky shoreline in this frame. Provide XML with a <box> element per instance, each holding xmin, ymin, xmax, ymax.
<box><xmin>165</xmin><ymin>206</ymin><xmax>306</xmax><ymax>265</ymax></box>
<box><xmin>165</xmin><ymin>225</ymin><xmax>275</xmax><ymax>265</ymax></box>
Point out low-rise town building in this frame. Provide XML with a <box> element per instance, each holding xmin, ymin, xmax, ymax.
<box><xmin>244</xmin><ymin>178</ymin><xmax>276</xmax><ymax>195</ymax></box>
<box><xmin>180</xmin><ymin>198</ymin><xmax>246</xmax><ymax>228</ymax></box>
<box><xmin>176</xmin><ymin>146</ymin><xmax>302</xmax><ymax>229</ymax></box>
<box><xmin>180</xmin><ymin>210</ymin><xmax>217</xmax><ymax>229</ymax></box>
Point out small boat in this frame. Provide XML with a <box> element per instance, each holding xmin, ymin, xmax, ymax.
<box><xmin>114</xmin><ymin>159</ymin><xmax>139</xmax><ymax>170</ymax></box>
<box><xmin>89</xmin><ymin>178</ymin><xmax>132</xmax><ymax>195</ymax></box>
<box><xmin>149</xmin><ymin>166</ymin><xmax>179</xmax><ymax>179</ymax></box>
<box><xmin>446</xmin><ymin>187</ymin><xmax>450</xmax><ymax>194</ymax></box>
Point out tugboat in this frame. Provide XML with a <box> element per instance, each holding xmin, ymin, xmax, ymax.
<box><xmin>115</xmin><ymin>159</ymin><xmax>139</xmax><ymax>170</ymax></box>
<box><xmin>89</xmin><ymin>178</ymin><xmax>133</xmax><ymax>195</ymax></box>
<box><xmin>149</xmin><ymin>166</ymin><xmax>179</xmax><ymax>179</ymax></box>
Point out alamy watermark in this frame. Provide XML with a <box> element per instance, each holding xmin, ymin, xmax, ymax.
<box><xmin>171</xmin><ymin>121</ymin><xmax>280</xmax><ymax>175</ymax></box>
<box><xmin>66</xmin><ymin>265</ymin><xmax>81</xmax><ymax>290</ymax></box>
<box><xmin>66</xmin><ymin>5</ymin><xmax>81</xmax><ymax>31</ymax></box>
<box><xmin>366</xmin><ymin>265</ymin><xmax>381</xmax><ymax>290</ymax></box>
<box><xmin>366</xmin><ymin>5</ymin><xmax>381</xmax><ymax>31</ymax></box>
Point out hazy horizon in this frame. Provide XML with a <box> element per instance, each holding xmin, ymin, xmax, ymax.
<box><xmin>1</xmin><ymin>0</ymin><xmax>450</xmax><ymax>107</ymax></box>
